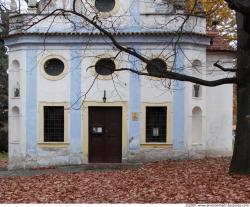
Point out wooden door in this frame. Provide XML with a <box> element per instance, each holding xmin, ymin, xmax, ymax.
<box><xmin>89</xmin><ymin>107</ymin><xmax>122</xmax><ymax>163</ymax></box>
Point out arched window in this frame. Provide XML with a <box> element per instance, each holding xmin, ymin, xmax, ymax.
<box><xmin>12</xmin><ymin>60</ymin><xmax>20</xmax><ymax>71</ymax></box>
<box><xmin>192</xmin><ymin>106</ymin><xmax>202</xmax><ymax>145</ymax></box>
<box><xmin>11</xmin><ymin>106</ymin><xmax>20</xmax><ymax>115</ymax></box>
<box><xmin>192</xmin><ymin>60</ymin><xmax>202</xmax><ymax>69</ymax></box>
<box><xmin>11</xmin><ymin>60</ymin><xmax>21</xmax><ymax>98</ymax></box>
<box><xmin>10</xmin><ymin>106</ymin><xmax>21</xmax><ymax>142</ymax></box>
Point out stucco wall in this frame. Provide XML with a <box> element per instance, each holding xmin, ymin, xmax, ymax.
<box><xmin>10</xmin><ymin>0</ymin><xmax>206</xmax><ymax>35</ymax></box>
<box><xmin>8</xmin><ymin>46</ymin><xmax>27</xmax><ymax>169</ymax></box>
<box><xmin>7</xmin><ymin>45</ymin><xmax>235</xmax><ymax>168</ymax></box>
<box><xmin>205</xmin><ymin>52</ymin><xmax>235</xmax><ymax>156</ymax></box>
<box><xmin>5</xmin><ymin>0</ymin><xmax>234</xmax><ymax>169</ymax></box>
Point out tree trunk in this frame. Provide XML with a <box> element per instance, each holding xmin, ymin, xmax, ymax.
<box><xmin>229</xmin><ymin>12</ymin><xmax>250</xmax><ymax>173</ymax></box>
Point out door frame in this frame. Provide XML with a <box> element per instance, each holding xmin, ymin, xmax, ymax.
<box><xmin>82</xmin><ymin>101</ymin><xmax>128</xmax><ymax>163</ymax></box>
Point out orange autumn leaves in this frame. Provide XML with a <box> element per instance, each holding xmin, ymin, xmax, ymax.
<box><xmin>187</xmin><ymin>0</ymin><xmax>236</xmax><ymax>44</ymax></box>
<box><xmin>0</xmin><ymin>158</ymin><xmax>249</xmax><ymax>203</ymax></box>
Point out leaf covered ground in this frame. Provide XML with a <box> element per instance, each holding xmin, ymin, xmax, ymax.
<box><xmin>0</xmin><ymin>158</ymin><xmax>249</xmax><ymax>203</ymax></box>
<box><xmin>0</xmin><ymin>153</ymin><xmax>7</xmax><ymax>169</ymax></box>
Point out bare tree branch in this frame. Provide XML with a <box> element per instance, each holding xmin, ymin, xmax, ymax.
<box><xmin>115</xmin><ymin>68</ymin><xmax>236</xmax><ymax>87</ymax></box>
<box><xmin>4</xmin><ymin>0</ymin><xmax>237</xmax><ymax>88</ymax></box>
<box><xmin>214</xmin><ymin>60</ymin><xmax>237</xmax><ymax>72</ymax></box>
<box><xmin>70</xmin><ymin>9</ymin><xmax>236</xmax><ymax>86</ymax></box>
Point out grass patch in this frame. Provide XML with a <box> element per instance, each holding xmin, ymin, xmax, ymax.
<box><xmin>0</xmin><ymin>152</ymin><xmax>7</xmax><ymax>161</ymax></box>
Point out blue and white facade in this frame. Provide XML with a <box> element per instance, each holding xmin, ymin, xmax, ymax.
<box><xmin>5</xmin><ymin>0</ymin><xmax>235</xmax><ymax>169</ymax></box>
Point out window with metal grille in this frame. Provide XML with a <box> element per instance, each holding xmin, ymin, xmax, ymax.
<box><xmin>146</xmin><ymin>107</ymin><xmax>167</xmax><ymax>142</ymax></box>
<box><xmin>44</xmin><ymin>106</ymin><xmax>64</xmax><ymax>142</ymax></box>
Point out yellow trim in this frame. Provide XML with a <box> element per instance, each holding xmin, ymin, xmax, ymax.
<box><xmin>141</xmin><ymin>144</ymin><xmax>172</xmax><ymax>149</ymax></box>
<box><xmin>38</xmin><ymin>102</ymin><xmax>69</xmax><ymax>147</ymax></box>
<box><xmin>40</xmin><ymin>55</ymin><xmax>69</xmax><ymax>81</ymax></box>
<box><xmin>38</xmin><ymin>142</ymin><xmax>70</xmax><ymax>148</ymax></box>
<box><xmin>82</xmin><ymin>101</ymin><xmax>128</xmax><ymax>162</ymax></box>
<box><xmin>93</xmin><ymin>0</ymin><xmax>120</xmax><ymax>17</ymax></box>
<box><xmin>140</xmin><ymin>102</ymin><xmax>173</xmax><ymax>147</ymax></box>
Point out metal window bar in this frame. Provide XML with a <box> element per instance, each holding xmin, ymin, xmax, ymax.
<box><xmin>146</xmin><ymin>107</ymin><xmax>167</xmax><ymax>142</ymax></box>
<box><xmin>44</xmin><ymin>106</ymin><xmax>64</xmax><ymax>142</ymax></box>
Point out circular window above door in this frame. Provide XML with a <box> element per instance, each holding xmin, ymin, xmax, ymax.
<box><xmin>95</xmin><ymin>0</ymin><xmax>116</xmax><ymax>12</ymax></box>
<box><xmin>44</xmin><ymin>58</ymin><xmax>64</xmax><ymax>76</ymax></box>
<box><xmin>146</xmin><ymin>58</ymin><xmax>168</xmax><ymax>77</ymax></box>
<box><xmin>41</xmin><ymin>56</ymin><xmax>68</xmax><ymax>81</ymax></box>
<box><xmin>95</xmin><ymin>58</ymin><xmax>116</xmax><ymax>76</ymax></box>
<box><xmin>94</xmin><ymin>0</ymin><xmax>120</xmax><ymax>16</ymax></box>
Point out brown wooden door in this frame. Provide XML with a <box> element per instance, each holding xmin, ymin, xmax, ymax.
<box><xmin>89</xmin><ymin>107</ymin><xmax>122</xmax><ymax>163</ymax></box>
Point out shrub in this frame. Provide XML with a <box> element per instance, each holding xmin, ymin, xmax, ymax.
<box><xmin>0</xmin><ymin>130</ymin><xmax>8</xmax><ymax>152</ymax></box>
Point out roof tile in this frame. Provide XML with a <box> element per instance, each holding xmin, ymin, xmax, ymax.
<box><xmin>207</xmin><ymin>30</ymin><xmax>235</xmax><ymax>52</ymax></box>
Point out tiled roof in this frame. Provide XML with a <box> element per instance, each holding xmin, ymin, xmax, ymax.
<box><xmin>3</xmin><ymin>31</ymin><xmax>236</xmax><ymax>53</ymax></box>
<box><xmin>2</xmin><ymin>31</ymin><xmax>208</xmax><ymax>39</ymax></box>
<box><xmin>207</xmin><ymin>30</ymin><xmax>236</xmax><ymax>53</ymax></box>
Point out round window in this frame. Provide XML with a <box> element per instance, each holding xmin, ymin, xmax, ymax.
<box><xmin>146</xmin><ymin>58</ymin><xmax>167</xmax><ymax>76</ymax></box>
<box><xmin>95</xmin><ymin>0</ymin><xmax>116</xmax><ymax>12</ymax></box>
<box><xmin>44</xmin><ymin>58</ymin><xmax>65</xmax><ymax>77</ymax></box>
<box><xmin>95</xmin><ymin>58</ymin><xmax>116</xmax><ymax>76</ymax></box>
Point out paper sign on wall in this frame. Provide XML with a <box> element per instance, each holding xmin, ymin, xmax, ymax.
<box><xmin>132</xmin><ymin>112</ymin><xmax>138</xmax><ymax>121</ymax></box>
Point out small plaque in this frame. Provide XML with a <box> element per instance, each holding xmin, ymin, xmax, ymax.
<box><xmin>132</xmin><ymin>112</ymin><xmax>138</xmax><ymax>121</ymax></box>
<box><xmin>92</xmin><ymin>127</ymin><xmax>103</xmax><ymax>134</ymax></box>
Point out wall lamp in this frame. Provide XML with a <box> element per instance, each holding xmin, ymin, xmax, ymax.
<box><xmin>103</xmin><ymin>90</ymin><xmax>107</xmax><ymax>103</ymax></box>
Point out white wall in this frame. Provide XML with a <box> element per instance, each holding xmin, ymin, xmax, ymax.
<box><xmin>182</xmin><ymin>45</ymin><xmax>207</xmax><ymax>154</ymax></box>
<box><xmin>9</xmin><ymin>0</ymin><xmax>207</xmax><ymax>35</ymax></box>
<box><xmin>82</xmin><ymin>49</ymin><xmax>130</xmax><ymax>103</ymax></box>
<box><xmin>205</xmin><ymin>52</ymin><xmax>235</xmax><ymax>156</ymax></box>
<box><xmin>37</xmin><ymin>48</ymin><xmax>70</xmax><ymax>102</ymax></box>
<box><xmin>140</xmin><ymin>47</ymin><xmax>174</xmax><ymax>103</ymax></box>
<box><xmin>8</xmin><ymin>46</ymin><xmax>27</xmax><ymax>168</ymax></box>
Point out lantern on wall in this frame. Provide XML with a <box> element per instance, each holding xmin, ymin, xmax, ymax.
<box><xmin>193</xmin><ymin>84</ymin><xmax>200</xmax><ymax>98</ymax></box>
<box><xmin>102</xmin><ymin>90</ymin><xmax>107</xmax><ymax>103</ymax></box>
